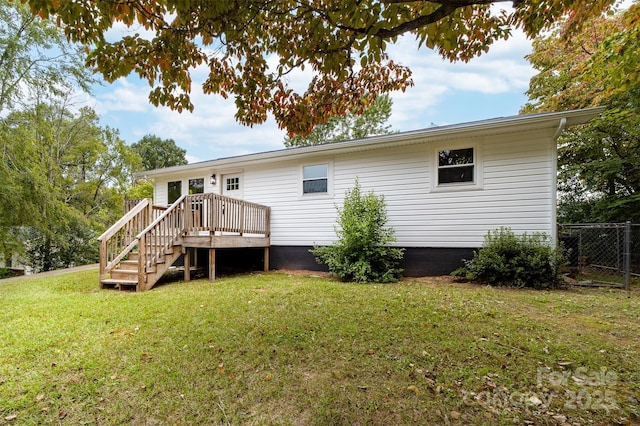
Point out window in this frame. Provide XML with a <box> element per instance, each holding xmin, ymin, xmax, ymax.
<box><xmin>303</xmin><ymin>164</ymin><xmax>328</xmax><ymax>194</ymax></box>
<box><xmin>189</xmin><ymin>178</ymin><xmax>204</xmax><ymax>194</ymax></box>
<box><xmin>226</xmin><ymin>177</ymin><xmax>240</xmax><ymax>191</ymax></box>
<box><xmin>438</xmin><ymin>147</ymin><xmax>475</xmax><ymax>185</ymax></box>
<box><xmin>168</xmin><ymin>180</ymin><xmax>182</xmax><ymax>204</ymax></box>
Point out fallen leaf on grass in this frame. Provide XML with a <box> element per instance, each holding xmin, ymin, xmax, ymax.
<box><xmin>4</xmin><ymin>415</ymin><xmax>17</xmax><ymax>421</ymax></box>
<box><xmin>406</xmin><ymin>385</ymin><xmax>419</xmax><ymax>394</ymax></box>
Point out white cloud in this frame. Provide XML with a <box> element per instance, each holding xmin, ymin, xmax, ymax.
<box><xmin>93</xmin><ymin>79</ymin><xmax>151</xmax><ymax>114</ymax></box>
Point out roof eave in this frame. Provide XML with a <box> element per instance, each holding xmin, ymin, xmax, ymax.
<box><xmin>135</xmin><ymin>107</ymin><xmax>604</xmax><ymax>178</ymax></box>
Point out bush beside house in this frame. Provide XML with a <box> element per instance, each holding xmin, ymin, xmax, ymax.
<box><xmin>453</xmin><ymin>227</ymin><xmax>565</xmax><ymax>289</ymax></box>
<box><xmin>312</xmin><ymin>180</ymin><xmax>404</xmax><ymax>283</ymax></box>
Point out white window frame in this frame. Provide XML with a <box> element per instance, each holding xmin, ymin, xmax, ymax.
<box><xmin>431</xmin><ymin>142</ymin><xmax>483</xmax><ymax>192</ymax></box>
<box><xmin>300</xmin><ymin>162</ymin><xmax>332</xmax><ymax>197</ymax></box>
<box><xmin>225</xmin><ymin>176</ymin><xmax>240</xmax><ymax>192</ymax></box>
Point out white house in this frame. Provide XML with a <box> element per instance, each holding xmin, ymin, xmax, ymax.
<box><xmin>128</xmin><ymin>108</ymin><xmax>601</xmax><ymax>278</ymax></box>
<box><xmin>99</xmin><ymin>108</ymin><xmax>602</xmax><ymax>291</ymax></box>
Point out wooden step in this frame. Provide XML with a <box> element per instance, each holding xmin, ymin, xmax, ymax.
<box><xmin>100</xmin><ymin>278</ymin><xmax>139</xmax><ymax>291</ymax></box>
<box><xmin>118</xmin><ymin>260</ymin><xmax>138</xmax><ymax>271</ymax></box>
<box><xmin>100</xmin><ymin>280</ymin><xmax>119</xmax><ymax>290</ymax></box>
<box><xmin>127</xmin><ymin>252</ymin><xmax>140</xmax><ymax>261</ymax></box>
<box><xmin>110</xmin><ymin>269</ymin><xmax>138</xmax><ymax>280</ymax></box>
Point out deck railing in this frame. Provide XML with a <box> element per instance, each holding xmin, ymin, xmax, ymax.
<box><xmin>100</xmin><ymin>194</ymin><xmax>270</xmax><ymax>286</ymax></box>
<box><xmin>98</xmin><ymin>198</ymin><xmax>153</xmax><ymax>280</ymax></box>
<box><xmin>126</xmin><ymin>198</ymin><xmax>167</xmax><ymax>220</ymax></box>
<box><xmin>137</xmin><ymin>195</ymin><xmax>187</xmax><ymax>275</ymax></box>
<box><xmin>184</xmin><ymin>193</ymin><xmax>270</xmax><ymax>236</ymax></box>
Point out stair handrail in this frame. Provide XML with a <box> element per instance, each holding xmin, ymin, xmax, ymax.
<box><xmin>135</xmin><ymin>194</ymin><xmax>187</xmax><ymax>240</ymax></box>
<box><xmin>98</xmin><ymin>198</ymin><xmax>151</xmax><ymax>242</ymax></box>
<box><xmin>135</xmin><ymin>195</ymin><xmax>188</xmax><ymax>280</ymax></box>
<box><xmin>98</xmin><ymin>198</ymin><xmax>152</xmax><ymax>280</ymax></box>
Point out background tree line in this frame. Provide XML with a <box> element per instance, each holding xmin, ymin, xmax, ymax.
<box><xmin>0</xmin><ymin>0</ymin><xmax>186</xmax><ymax>273</ymax></box>
<box><xmin>522</xmin><ymin>2</ymin><xmax>639</xmax><ymax>223</ymax></box>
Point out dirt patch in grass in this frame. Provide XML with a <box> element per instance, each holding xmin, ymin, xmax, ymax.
<box><xmin>274</xmin><ymin>269</ymin><xmax>331</xmax><ymax>278</ymax></box>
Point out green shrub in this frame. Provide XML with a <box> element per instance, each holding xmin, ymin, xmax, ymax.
<box><xmin>453</xmin><ymin>227</ymin><xmax>565</xmax><ymax>289</ymax></box>
<box><xmin>0</xmin><ymin>267</ymin><xmax>12</xmax><ymax>279</ymax></box>
<box><xmin>311</xmin><ymin>180</ymin><xmax>404</xmax><ymax>283</ymax></box>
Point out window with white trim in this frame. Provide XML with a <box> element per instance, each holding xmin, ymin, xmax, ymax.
<box><xmin>226</xmin><ymin>177</ymin><xmax>240</xmax><ymax>191</ymax></box>
<box><xmin>302</xmin><ymin>164</ymin><xmax>328</xmax><ymax>194</ymax></box>
<box><xmin>437</xmin><ymin>147</ymin><xmax>475</xmax><ymax>185</ymax></box>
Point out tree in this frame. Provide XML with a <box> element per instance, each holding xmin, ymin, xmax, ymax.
<box><xmin>131</xmin><ymin>135</ymin><xmax>188</xmax><ymax>171</ymax></box>
<box><xmin>522</xmin><ymin>3</ymin><xmax>640</xmax><ymax>223</ymax></box>
<box><xmin>29</xmin><ymin>0</ymin><xmax>617</xmax><ymax>136</ymax></box>
<box><xmin>0</xmin><ymin>0</ymin><xmax>91</xmax><ymax>114</ymax></box>
<box><xmin>126</xmin><ymin>180</ymin><xmax>154</xmax><ymax>201</ymax></box>
<box><xmin>312</xmin><ymin>180</ymin><xmax>404</xmax><ymax>283</ymax></box>
<box><xmin>0</xmin><ymin>99</ymin><xmax>140</xmax><ymax>271</ymax></box>
<box><xmin>522</xmin><ymin>4</ymin><xmax>638</xmax><ymax>113</ymax></box>
<box><xmin>284</xmin><ymin>94</ymin><xmax>394</xmax><ymax>147</ymax></box>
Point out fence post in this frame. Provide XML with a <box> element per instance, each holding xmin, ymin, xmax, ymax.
<box><xmin>624</xmin><ymin>221</ymin><xmax>631</xmax><ymax>290</ymax></box>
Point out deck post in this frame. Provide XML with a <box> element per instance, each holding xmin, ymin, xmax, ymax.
<box><xmin>209</xmin><ymin>248</ymin><xmax>216</xmax><ymax>281</ymax></box>
<box><xmin>138</xmin><ymin>234</ymin><xmax>146</xmax><ymax>291</ymax></box>
<box><xmin>147</xmin><ymin>198</ymin><xmax>153</xmax><ymax>228</ymax></box>
<box><xmin>99</xmin><ymin>239</ymin><xmax>107</xmax><ymax>282</ymax></box>
<box><xmin>185</xmin><ymin>196</ymin><xmax>192</xmax><ymax>234</ymax></box>
<box><xmin>264</xmin><ymin>247</ymin><xmax>270</xmax><ymax>272</ymax></box>
<box><xmin>184</xmin><ymin>247</ymin><xmax>191</xmax><ymax>282</ymax></box>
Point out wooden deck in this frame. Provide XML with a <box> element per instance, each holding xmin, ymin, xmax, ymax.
<box><xmin>98</xmin><ymin>194</ymin><xmax>270</xmax><ymax>291</ymax></box>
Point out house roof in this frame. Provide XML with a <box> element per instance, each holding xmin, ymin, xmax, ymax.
<box><xmin>136</xmin><ymin>107</ymin><xmax>604</xmax><ymax>178</ymax></box>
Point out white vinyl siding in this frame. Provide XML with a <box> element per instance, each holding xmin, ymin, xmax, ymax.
<box><xmin>150</xmin><ymin>127</ymin><xmax>557</xmax><ymax>248</ymax></box>
<box><xmin>242</xmin><ymin>160</ymin><xmax>337</xmax><ymax>246</ymax></box>
<box><xmin>240</xmin><ymin>130</ymin><xmax>554</xmax><ymax>248</ymax></box>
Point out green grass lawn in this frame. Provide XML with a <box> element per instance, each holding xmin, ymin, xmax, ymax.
<box><xmin>1</xmin><ymin>271</ymin><xmax>639</xmax><ymax>425</ymax></box>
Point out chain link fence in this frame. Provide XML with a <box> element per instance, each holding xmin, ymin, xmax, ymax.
<box><xmin>558</xmin><ymin>223</ymin><xmax>640</xmax><ymax>289</ymax></box>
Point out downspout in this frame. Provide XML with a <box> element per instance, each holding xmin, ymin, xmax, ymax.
<box><xmin>551</xmin><ymin>118</ymin><xmax>567</xmax><ymax>247</ymax></box>
<box><xmin>553</xmin><ymin>117</ymin><xmax>567</xmax><ymax>140</ymax></box>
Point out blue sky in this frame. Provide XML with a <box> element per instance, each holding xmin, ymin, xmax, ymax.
<box><xmin>87</xmin><ymin>29</ymin><xmax>537</xmax><ymax>163</ymax></box>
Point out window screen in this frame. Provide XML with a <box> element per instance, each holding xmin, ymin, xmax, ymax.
<box><xmin>303</xmin><ymin>164</ymin><xmax>328</xmax><ymax>194</ymax></box>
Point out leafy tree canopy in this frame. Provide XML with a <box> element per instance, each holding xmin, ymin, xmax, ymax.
<box><xmin>0</xmin><ymin>0</ymin><xmax>91</xmax><ymax>114</ymax></box>
<box><xmin>284</xmin><ymin>94</ymin><xmax>394</xmax><ymax>147</ymax></box>
<box><xmin>28</xmin><ymin>0</ymin><xmax>618</xmax><ymax>136</ymax></box>
<box><xmin>0</xmin><ymin>99</ymin><xmax>140</xmax><ymax>271</ymax></box>
<box><xmin>522</xmin><ymin>3</ymin><xmax>640</xmax><ymax>223</ymax></box>
<box><xmin>131</xmin><ymin>135</ymin><xmax>188</xmax><ymax>171</ymax></box>
<box><xmin>522</xmin><ymin>2</ymin><xmax>639</xmax><ymax>113</ymax></box>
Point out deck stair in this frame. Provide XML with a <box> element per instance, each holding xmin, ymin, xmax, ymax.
<box><xmin>100</xmin><ymin>253</ymin><xmax>142</xmax><ymax>291</ymax></box>
<box><xmin>98</xmin><ymin>194</ymin><xmax>270</xmax><ymax>291</ymax></box>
